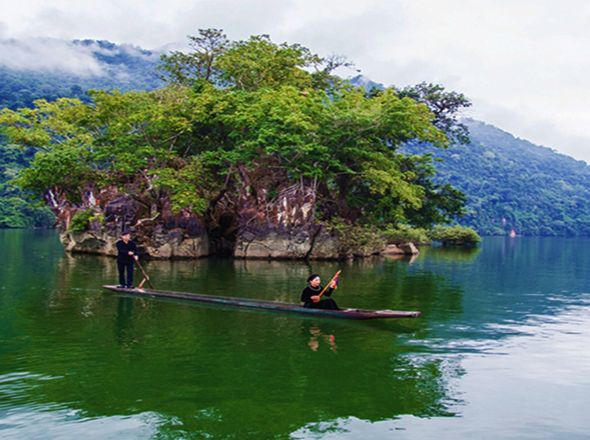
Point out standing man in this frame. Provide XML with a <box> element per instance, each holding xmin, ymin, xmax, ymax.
<box><xmin>116</xmin><ymin>231</ymin><xmax>138</xmax><ymax>288</ymax></box>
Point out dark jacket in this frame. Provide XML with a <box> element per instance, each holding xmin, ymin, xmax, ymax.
<box><xmin>300</xmin><ymin>285</ymin><xmax>334</xmax><ymax>307</ymax></box>
<box><xmin>116</xmin><ymin>240</ymin><xmax>137</xmax><ymax>263</ymax></box>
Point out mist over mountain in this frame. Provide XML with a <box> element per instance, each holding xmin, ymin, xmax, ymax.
<box><xmin>1</xmin><ymin>39</ymin><xmax>589</xmax><ymax>236</ymax></box>
<box><xmin>0</xmin><ymin>38</ymin><xmax>162</xmax><ymax>108</ymax></box>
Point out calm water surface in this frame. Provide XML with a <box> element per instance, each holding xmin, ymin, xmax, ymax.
<box><xmin>0</xmin><ymin>230</ymin><xmax>589</xmax><ymax>439</ymax></box>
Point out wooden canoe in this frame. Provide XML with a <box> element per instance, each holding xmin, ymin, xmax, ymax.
<box><xmin>102</xmin><ymin>285</ymin><xmax>421</xmax><ymax>320</ymax></box>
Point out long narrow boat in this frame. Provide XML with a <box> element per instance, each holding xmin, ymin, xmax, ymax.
<box><xmin>102</xmin><ymin>285</ymin><xmax>421</xmax><ymax>320</ymax></box>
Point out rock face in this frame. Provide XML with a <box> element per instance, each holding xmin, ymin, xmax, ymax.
<box><xmin>46</xmin><ymin>169</ymin><xmax>419</xmax><ymax>261</ymax></box>
<box><xmin>234</xmin><ymin>227</ymin><xmax>315</xmax><ymax>259</ymax></box>
<box><xmin>398</xmin><ymin>242</ymin><xmax>420</xmax><ymax>255</ymax></box>
<box><xmin>50</xmin><ymin>185</ymin><xmax>210</xmax><ymax>259</ymax></box>
<box><xmin>229</xmin><ymin>168</ymin><xmax>384</xmax><ymax>260</ymax></box>
<box><xmin>308</xmin><ymin>229</ymin><xmax>342</xmax><ymax>260</ymax></box>
<box><xmin>141</xmin><ymin>230</ymin><xmax>209</xmax><ymax>259</ymax></box>
<box><xmin>61</xmin><ymin>226</ymin><xmax>210</xmax><ymax>259</ymax></box>
<box><xmin>233</xmin><ymin>181</ymin><xmax>331</xmax><ymax>259</ymax></box>
<box><xmin>61</xmin><ymin>231</ymin><xmax>115</xmax><ymax>255</ymax></box>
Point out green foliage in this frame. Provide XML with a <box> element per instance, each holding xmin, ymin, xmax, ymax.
<box><xmin>69</xmin><ymin>209</ymin><xmax>99</xmax><ymax>233</ymax></box>
<box><xmin>159</xmin><ymin>29</ymin><xmax>229</xmax><ymax>84</ymax></box>
<box><xmin>1</xmin><ymin>30</ymin><xmax>469</xmax><ymax>232</ymax></box>
<box><xmin>151</xmin><ymin>157</ymin><xmax>209</xmax><ymax>214</ymax></box>
<box><xmin>14</xmin><ymin>145</ymin><xmax>93</xmax><ymax>201</ymax></box>
<box><xmin>160</xmin><ymin>29</ymin><xmax>320</xmax><ymax>91</ymax></box>
<box><xmin>397</xmin><ymin>82</ymin><xmax>472</xmax><ymax>145</ymax></box>
<box><xmin>216</xmin><ymin>35</ymin><xmax>316</xmax><ymax>90</ymax></box>
<box><xmin>398</xmin><ymin>153</ymin><xmax>467</xmax><ymax>227</ymax></box>
<box><xmin>0</xmin><ymin>143</ymin><xmax>55</xmax><ymax>228</ymax></box>
<box><xmin>383</xmin><ymin>224</ymin><xmax>430</xmax><ymax>244</ymax></box>
<box><xmin>0</xmin><ymin>196</ymin><xmax>53</xmax><ymax>228</ymax></box>
<box><xmin>429</xmin><ymin>225</ymin><xmax>481</xmax><ymax>245</ymax></box>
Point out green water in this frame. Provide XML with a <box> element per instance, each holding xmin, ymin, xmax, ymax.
<box><xmin>1</xmin><ymin>230</ymin><xmax>589</xmax><ymax>439</ymax></box>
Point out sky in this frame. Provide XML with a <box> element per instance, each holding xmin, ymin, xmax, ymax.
<box><xmin>1</xmin><ymin>0</ymin><xmax>590</xmax><ymax>162</ymax></box>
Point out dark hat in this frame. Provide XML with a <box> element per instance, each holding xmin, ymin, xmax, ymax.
<box><xmin>307</xmin><ymin>273</ymin><xmax>320</xmax><ymax>282</ymax></box>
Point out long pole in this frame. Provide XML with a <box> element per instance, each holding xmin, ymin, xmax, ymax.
<box><xmin>318</xmin><ymin>270</ymin><xmax>341</xmax><ymax>298</ymax></box>
<box><xmin>135</xmin><ymin>258</ymin><xmax>155</xmax><ymax>289</ymax></box>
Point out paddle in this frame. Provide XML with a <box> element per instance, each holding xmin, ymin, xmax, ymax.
<box><xmin>134</xmin><ymin>257</ymin><xmax>154</xmax><ymax>289</ymax></box>
<box><xmin>318</xmin><ymin>270</ymin><xmax>341</xmax><ymax>298</ymax></box>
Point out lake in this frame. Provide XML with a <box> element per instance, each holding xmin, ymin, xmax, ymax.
<box><xmin>0</xmin><ymin>230</ymin><xmax>589</xmax><ymax>439</ymax></box>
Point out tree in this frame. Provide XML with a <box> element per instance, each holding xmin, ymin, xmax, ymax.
<box><xmin>0</xmin><ymin>31</ymin><xmax>468</xmax><ymax>234</ymax></box>
<box><xmin>159</xmin><ymin>28</ymin><xmax>229</xmax><ymax>84</ymax></box>
<box><xmin>216</xmin><ymin>35</ymin><xmax>317</xmax><ymax>90</ymax></box>
<box><xmin>397</xmin><ymin>82</ymin><xmax>472</xmax><ymax>144</ymax></box>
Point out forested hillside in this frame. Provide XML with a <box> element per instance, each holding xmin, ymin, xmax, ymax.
<box><xmin>407</xmin><ymin>119</ymin><xmax>590</xmax><ymax>236</ymax></box>
<box><xmin>0</xmin><ymin>143</ymin><xmax>54</xmax><ymax>227</ymax></box>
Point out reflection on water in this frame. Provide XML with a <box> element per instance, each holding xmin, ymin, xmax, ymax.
<box><xmin>297</xmin><ymin>300</ymin><xmax>590</xmax><ymax>440</ymax></box>
<box><xmin>306</xmin><ymin>325</ymin><xmax>337</xmax><ymax>353</ymax></box>
<box><xmin>1</xmin><ymin>231</ymin><xmax>589</xmax><ymax>439</ymax></box>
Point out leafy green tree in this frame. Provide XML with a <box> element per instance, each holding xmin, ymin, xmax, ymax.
<box><xmin>398</xmin><ymin>82</ymin><xmax>472</xmax><ymax>144</ymax></box>
<box><xmin>159</xmin><ymin>28</ymin><xmax>229</xmax><ymax>84</ymax></box>
<box><xmin>217</xmin><ymin>35</ymin><xmax>317</xmax><ymax>90</ymax></box>
<box><xmin>1</xmin><ymin>30</ymin><xmax>469</xmax><ymax>235</ymax></box>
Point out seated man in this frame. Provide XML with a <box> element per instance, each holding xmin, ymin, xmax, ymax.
<box><xmin>300</xmin><ymin>274</ymin><xmax>339</xmax><ymax>310</ymax></box>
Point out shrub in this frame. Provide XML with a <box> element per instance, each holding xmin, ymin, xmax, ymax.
<box><xmin>69</xmin><ymin>209</ymin><xmax>97</xmax><ymax>233</ymax></box>
<box><xmin>327</xmin><ymin>219</ymin><xmax>386</xmax><ymax>257</ymax></box>
<box><xmin>429</xmin><ymin>225</ymin><xmax>481</xmax><ymax>246</ymax></box>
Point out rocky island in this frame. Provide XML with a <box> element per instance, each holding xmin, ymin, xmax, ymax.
<box><xmin>0</xmin><ymin>30</ymin><xmax>478</xmax><ymax>260</ymax></box>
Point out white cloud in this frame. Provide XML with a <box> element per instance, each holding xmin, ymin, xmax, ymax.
<box><xmin>1</xmin><ymin>0</ymin><xmax>590</xmax><ymax>160</ymax></box>
<box><xmin>0</xmin><ymin>37</ymin><xmax>159</xmax><ymax>77</ymax></box>
<box><xmin>0</xmin><ymin>38</ymin><xmax>105</xmax><ymax>76</ymax></box>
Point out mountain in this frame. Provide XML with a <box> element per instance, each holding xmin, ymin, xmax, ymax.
<box><xmin>348</xmin><ymin>74</ymin><xmax>384</xmax><ymax>93</ymax></box>
<box><xmin>405</xmin><ymin>119</ymin><xmax>590</xmax><ymax>236</ymax></box>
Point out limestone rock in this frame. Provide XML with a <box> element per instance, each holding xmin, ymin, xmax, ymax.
<box><xmin>308</xmin><ymin>230</ymin><xmax>342</xmax><ymax>260</ymax></box>
<box><xmin>60</xmin><ymin>231</ymin><xmax>117</xmax><ymax>256</ymax></box>
<box><xmin>382</xmin><ymin>244</ymin><xmax>405</xmax><ymax>255</ymax></box>
<box><xmin>234</xmin><ymin>228</ymin><xmax>313</xmax><ymax>259</ymax></box>
<box><xmin>61</xmin><ymin>229</ymin><xmax>209</xmax><ymax>259</ymax></box>
<box><xmin>398</xmin><ymin>242</ymin><xmax>420</xmax><ymax>255</ymax></box>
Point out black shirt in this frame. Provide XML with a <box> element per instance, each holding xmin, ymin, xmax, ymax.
<box><xmin>116</xmin><ymin>240</ymin><xmax>137</xmax><ymax>263</ymax></box>
<box><xmin>300</xmin><ymin>285</ymin><xmax>334</xmax><ymax>305</ymax></box>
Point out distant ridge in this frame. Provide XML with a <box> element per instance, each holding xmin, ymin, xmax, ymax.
<box><xmin>405</xmin><ymin>119</ymin><xmax>590</xmax><ymax>236</ymax></box>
